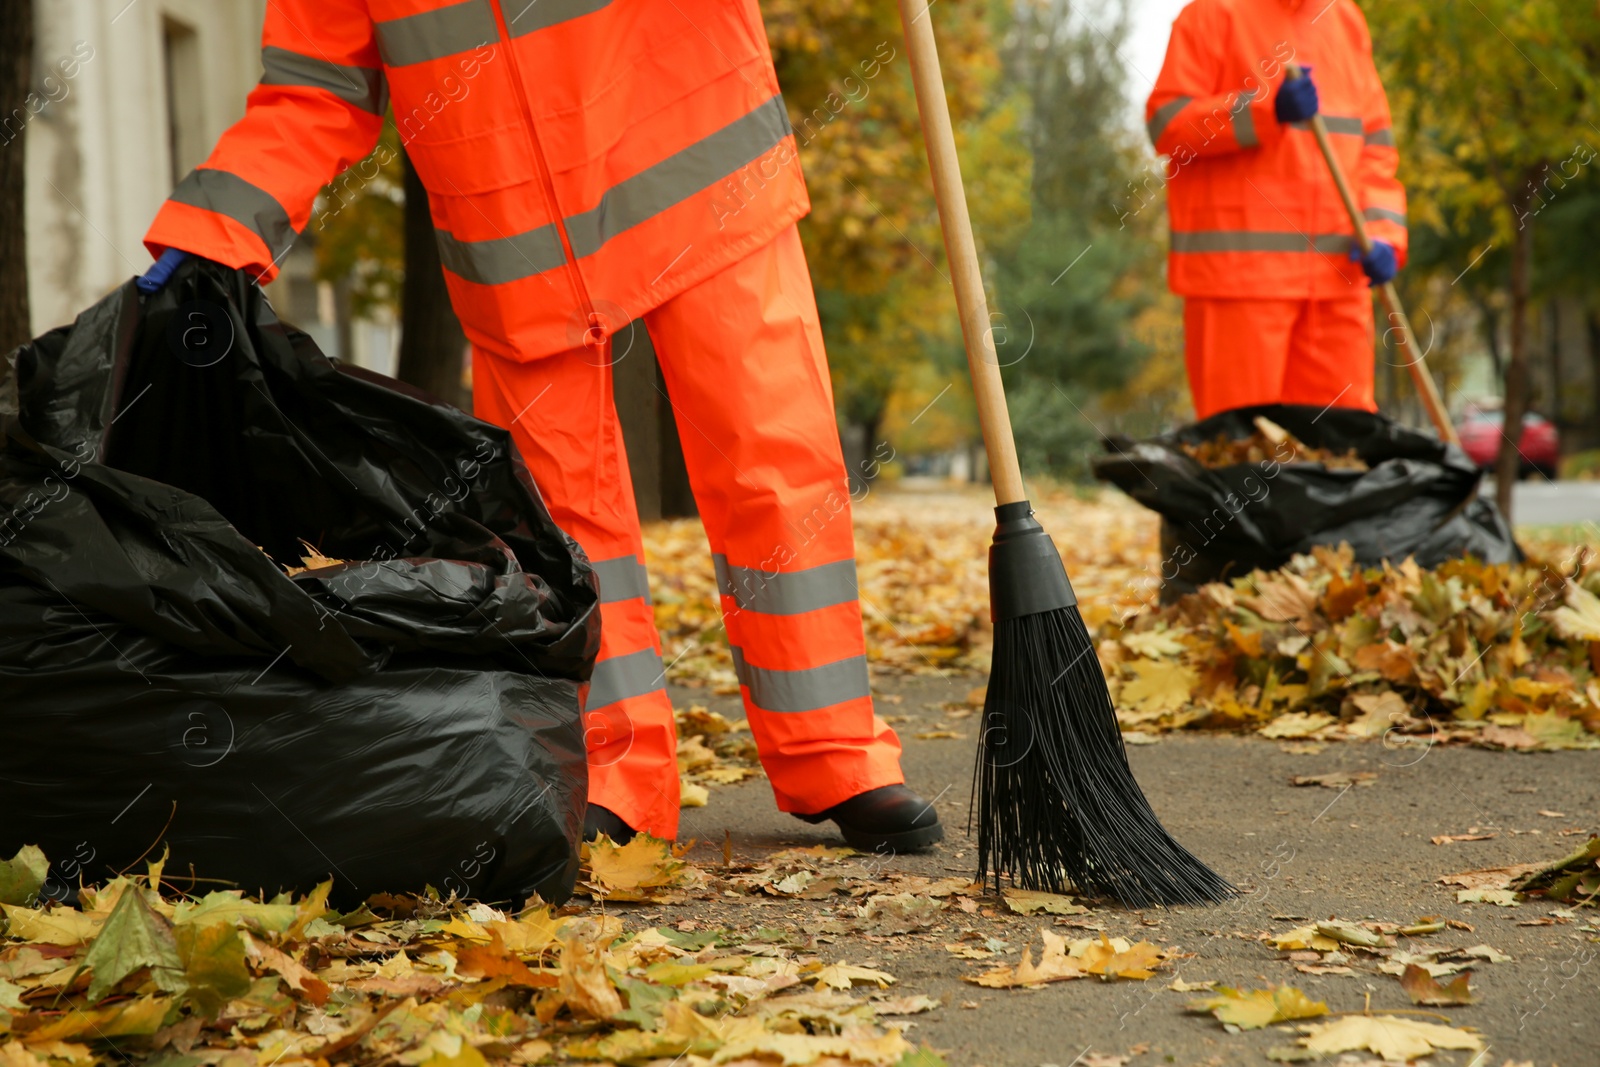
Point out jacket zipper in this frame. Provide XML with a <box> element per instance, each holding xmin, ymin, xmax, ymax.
<box><xmin>486</xmin><ymin>0</ymin><xmax>601</xmax><ymax>342</ymax></box>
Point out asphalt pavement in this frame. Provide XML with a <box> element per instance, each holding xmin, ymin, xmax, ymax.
<box><xmin>1498</xmin><ymin>479</ymin><xmax>1600</xmax><ymax>529</ymax></box>
<box><xmin>669</xmin><ymin>676</ymin><xmax>1599</xmax><ymax>1067</ymax></box>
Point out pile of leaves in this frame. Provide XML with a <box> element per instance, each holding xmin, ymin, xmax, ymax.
<box><xmin>642</xmin><ymin>487</ymin><xmax>1600</xmax><ymax>752</ymax></box>
<box><xmin>1178</xmin><ymin>416</ymin><xmax>1367</xmax><ymax>471</ymax></box>
<box><xmin>642</xmin><ymin>489</ymin><xmax>1161</xmax><ymax>687</ymax></box>
<box><xmin>0</xmin><ymin>846</ymin><xmax>947</xmax><ymax>1067</ymax></box>
<box><xmin>1102</xmin><ymin>543</ymin><xmax>1600</xmax><ymax>751</ymax></box>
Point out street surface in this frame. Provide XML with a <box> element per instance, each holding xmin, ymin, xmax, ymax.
<box><xmin>671</xmin><ymin>676</ymin><xmax>1597</xmax><ymax>1067</ymax></box>
<box><xmin>1504</xmin><ymin>480</ymin><xmax>1600</xmax><ymax>529</ymax></box>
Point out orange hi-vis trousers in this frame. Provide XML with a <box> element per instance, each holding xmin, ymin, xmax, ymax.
<box><xmin>1183</xmin><ymin>294</ymin><xmax>1378</xmax><ymax>419</ymax></box>
<box><xmin>472</xmin><ymin>226</ymin><xmax>905</xmax><ymax>839</ymax></box>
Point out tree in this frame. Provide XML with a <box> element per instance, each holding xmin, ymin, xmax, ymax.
<box><xmin>1364</xmin><ymin>0</ymin><xmax>1600</xmax><ymax>520</ymax></box>
<box><xmin>765</xmin><ymin>0</ymin><xmax>1030</xmax><ymax>479</ymax></box>
<box><xmin>0</xmin><ymin>0</ymin><xmax>34</xmax><ymax>363</ymax></box>
<box><xmin>988</xmin><ymin>0</ymin><xmax>1158</xmax><ymax>476</ymax></box>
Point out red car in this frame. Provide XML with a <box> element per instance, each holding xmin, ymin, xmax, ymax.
<box><xmin>1456</xmin><ymin>410</ymin><xmax>1560</xmax><ymax>479</ymax></box>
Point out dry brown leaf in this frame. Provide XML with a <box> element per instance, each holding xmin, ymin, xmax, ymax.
<box><xmin>1399</xmin><ymin>964</ymin><xmax>1474</xmax><ymax>1006</ymax></box>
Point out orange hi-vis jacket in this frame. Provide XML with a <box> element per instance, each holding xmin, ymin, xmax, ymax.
<box><xmin>144</xmin><ymin>0</ymin><xmax>809</xmax><ymax>361</ymax></box>
<box><xmin>1144</xmin><ymin>0</ymin><xmax>1407</xmax><ymax>299</ymax></box>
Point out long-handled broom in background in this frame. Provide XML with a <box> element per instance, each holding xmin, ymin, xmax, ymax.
<box><xmin>896</xmin><ymin>0</ymin><xmax>1235</xmax><ymax>907</ymax></box>
<box><xmin>1287</xmin><ymin>62</ymin><xmax>1460</xmax><ymax>447</ymax></box>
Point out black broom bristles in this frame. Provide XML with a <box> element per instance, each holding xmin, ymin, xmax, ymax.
<box><xmin>975</xmin><ymin>503</ymin><xmax>1236</xmax><ymax>908</ymax></box>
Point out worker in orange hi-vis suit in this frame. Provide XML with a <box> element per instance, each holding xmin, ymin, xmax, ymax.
<box><xmin>139</xmin><ymin>1</ymin><xmax>941</xmax><ymax>853</ymax></box>
<box><xmin>1144</xmin><ymin>0</ymin><xmax>1408</xmax><ymax>420</ymax></box>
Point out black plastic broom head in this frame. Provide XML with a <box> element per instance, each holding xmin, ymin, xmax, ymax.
<box><xmin>975</xmin><ymin>500</ymin><xmax>1236</xmax><ymax>907</ymax></box>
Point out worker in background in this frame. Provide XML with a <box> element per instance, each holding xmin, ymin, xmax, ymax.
<box><xmin>1145</xmin><ymin>0</ymin><xmax>1407</xmax><ymax>420</ymax></box>
<box><xmin>138</xmin><ymin>1</ymin><xmax>942</xmax><ymax>854</ymax></box>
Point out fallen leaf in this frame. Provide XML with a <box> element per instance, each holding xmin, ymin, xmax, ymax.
<box><xmin>0</xmin><ymin>847</ymin><xmax>49</xmax><ymax>908</ymax></box>
<box><xmin>1432</xmin><ymin>833</ymin><xmax>1498</xmax><ymax>845</ymax></box>
<box><xmin>1260</xmin><ymin>713</ymin><xmax>1337</xmax><ymax>739</ymax></box>
<box><xmin>456</xmin><ymin>935</ymin><xmax>559</xmax><ymax>988</ymax></box>
<box><xmin>811</xmin><ymin>964</ymin><xmax>896</xmax><ymax>991</ymax></box>
<box><xmin>1289</xmin><ymin>772</ymin><xmax>1377</xmax><ymax>788</ymax></box>
<box><xmin>1456</xmin><ymin>889</ymin><xmax>1521</xmax><ymax>907</ymax></box>
<box><xmin>1003</xmin><ymin>890</ymin><xmax>1088</xmax><ymax>916</ymax></box>
<box><xmin>1295</xmin><ymin>1014</ymin><xmax>1482</xmax><ymax>1060</ymax></box>
<box><xmin>1118</xmin><ymin>659</ymin><xmax>1198</xmax><ymax>718</ymax></box>
<box><xmin>1168</xmin><ymin>977</ymin><xmax>1216</xmax><ymax>992</ymax></box>
<box><xmin>871</xmin><ymin>994</ymin><xmax>940</xmax><ymax>1015</ymax></box>
<box><xmin>1188</xmin><ymin>985</ymin><xmax>1328</xmax><ymax>1030</ymax></box>
<box><xmin>174</xmin><ymin>919</ymin><xmax>252</xmax><ymax>1018</ymax></box>
<box><xmin>582</xmin><ymin>835</ymin><xmax>697</xmax><ymax>902</ymax></box>
<box><xmin>82</xmin><ymin>886</ymin><xmax>182</xmax><ymax>1004</ymax></box>
<box><xmin>1399</xmin><ymin>964</ymin><xmax>1474</xmax><ymax>1006</ymax></box>
<box><xmin>0</xmin><ymin>906</ymin><xmax>101</xmax><ymax>947</ymax></box>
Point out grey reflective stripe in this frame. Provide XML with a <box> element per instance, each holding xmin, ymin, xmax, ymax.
<box><xmin>1321</xmin><ymin>115</ymin><xmax>1364</xmax><ymax>136</ymax></box>
<box><xmin>260</xmin><ymin>46</ymin><xmax>387</xmax><ymax>115</ymax></box>
<box><xmin>713</xmin><ymin>554</ymin><xmax>858</xmax><ymax>615</ymax></box>
<box><xmin>1231</xmin><ymin>88</ymin><xmax>1259</xmax><ymax>149</ymax></box>
<box><xmin>169</xmin><ymin>169</ymin><xmax>296</xmax><ymax>263</ymax></box>
<box><xmin>1170</xmin><ymin>230</ymin><xmax>1353</xmax><ymax>254</ymax></box>
<box><xmin>586</xmin><ymin>647</ymin><xmax>666</xmax><ymax>709</ymax></box>
<box><xmin>591</xmin><ymin>555</ymin><xmax>651</xmax><ymax>605</ymax></box>
<box><xmin>1146</xmin><ymin>95</ymin><xmax>1192</xmax><ymax>145</ymax></box>
<box><xmin>1363</xmin><ymin>206</ymin><xmax>1407</xmax><ymax>226</ymax></box>
<box><xmin>730</xmin><ymin>647</ymin><xmax>871</xmax><ymax>713</ymax></box>
<box><xmin>1364</xmin><ymin>126</ymin><xmax>1395</xmax><ymax>147</ymax></box>
<box><xmin>506</xmin><ymin>0</ymin><xmax>612</xmax><ymax>34</ymax></box>
<box><xmin>564</xmin><ymin>95</ymin><xmax>793</xmax><ymax>260</ymax></box>
<box><xmin>435</xmin><ymin>223</ymin><xmax>566</xmax><ymax>284</ymax></box>
<box><xmin>375</xmin><ymin>0</ymin><xmax>498</xmax><ymax>67</ymax></box>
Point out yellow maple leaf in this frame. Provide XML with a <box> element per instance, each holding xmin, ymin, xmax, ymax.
<box><xmin>1073</xmin><ymin>934</ymin><xmax>1167</xmax><ymax>980</ymax></box>
<box><xmin>1549</xmin><ymin>584</ymin><xmax>1600</xmax><ymax>641</ymax></box>
<box><xmin>1188</xmin><ymin>985</ymin><xmax>1327</xmax><ymax>1029</ymax></box>
<box><xmin>1297</xmin><ymin>1015</ymin><xmax>1483</xmax><ymax>1060</ymax></box>
<box><xmin>582</xmin><ymin>835</ymin><xmax>696</xmax><ymax>902</ymax></box>
<box><xmin>1</xmin><ymin>905</ymin><xmax>106</xmax><ymax>946</ymax></box>
<box><xmin>811</xmin><ymin>963</ymin><xmax>896</xmax><ymax>990</ymax></box>
<box><xmin>1118</xmin><ymin>660</ymin><xmax>1198</xmax><ymax>719</ymax></box>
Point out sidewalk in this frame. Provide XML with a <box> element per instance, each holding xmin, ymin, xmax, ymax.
<box><xmin>672</xmin><ymin>675</ymin><xmax>1598</xmax><ymax>1067</ymax></box>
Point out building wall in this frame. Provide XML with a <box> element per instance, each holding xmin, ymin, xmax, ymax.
<box><xmin>25</xmin><ymin>0</ymin><xmax>266</xmax><ymax>333</ymax></box>
<box><xmin>24</xmin><ymin>0</ymin><xmax>401</xmax><ymax>373</ymax></box>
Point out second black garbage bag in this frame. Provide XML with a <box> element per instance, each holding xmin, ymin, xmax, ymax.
<box><xmin>0</xmin><ymin>258</ymin><xmax>599</xmax><ymax>906</ymax></box>
<box><xmin>1092</xmin><ymin>404</ymin><xmax>1520</xmax><ymax>599</ymax></box>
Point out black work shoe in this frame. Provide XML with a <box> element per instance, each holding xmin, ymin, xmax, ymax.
<box><xmin>583</xmin><ymin>803</ymin><xmax>638</xmax><ymax>844</ymax></box>
<box><xmin>794</xmin><ymin>784</ymin><xmax>945</xmax><ymax>854</ymax></box>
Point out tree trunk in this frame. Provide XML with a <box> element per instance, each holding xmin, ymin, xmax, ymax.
<box><xmin>1586</xmin><ymin>309</ymin><xmax>1600</xmax><ymax>452</ymax></box>
<box><xmin>397</xmin><ymin>149</ymin><xmax>468</xmax><ymax>408</ymax></box>
<box><xmin>1476</xmin><ymin>298</ymin><xmax>1504</xmax><ymax>383</ymax></box>
<box><xmin>0</xmin><ymin>0</ymin><xmax>34</xmax><ymax>365</ymax></box>
<box><xmin>612</xmin><ymin>323</ymin><xmax>697</xmax><ymax>520</ymax></box>
<box><xmin>1546</xmin><ymin>300</ymin><xmax>1561</xmax><ymax>434</ymax></box>
<box><xmin>1495</xmin><ymin>181</ymin><xmax>1538</xmax><ymax>522</ymax></box>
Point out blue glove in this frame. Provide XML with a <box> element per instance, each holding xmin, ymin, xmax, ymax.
<box><xmin>1275</xmin><ymin>67</ymin><xmax>1318</xmax><ymax>123</ymax></box>
<box><xmin>136</xmin><ymin>248</ymin><xmax>192</xmax><ymax>294</ymax></box>
<box><xmin>1350</xmin><ymin>239</ymin><xmax>1397</xmax><ymax>285</ymax></box>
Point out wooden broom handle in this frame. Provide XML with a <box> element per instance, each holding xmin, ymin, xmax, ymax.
<box><xmin>1286</xmin><ymin>63</ymin><xmax>1459</xmax><ymax>446</ymax></box>
<box><xmin>898</xmin><ymin>0</ymin><xmax>1027</xmax><ymax>505</ymax></box>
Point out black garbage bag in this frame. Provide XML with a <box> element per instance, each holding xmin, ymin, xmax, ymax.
<box><xmin>1092</xmin><ymin>404</ymin><xmax>1520</xmax><ymax>599</ymax></box>
<box><xmin>0</xmin><ymin>259</ymin><xmax>599</xmax><ymax>906</ymax></box>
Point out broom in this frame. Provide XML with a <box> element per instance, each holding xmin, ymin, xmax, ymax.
<box><xmin>1287</xmin><ymin>62</ymin><xmax>1460</xmax><ymax>447</ymax></box>
<box><xmin>897</xmin><ymin>0</ymin><xmax>1236</xmax><ymax>907</ymax></box>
